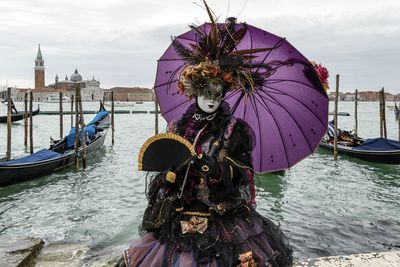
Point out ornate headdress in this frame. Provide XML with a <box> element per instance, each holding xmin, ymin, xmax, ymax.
<box><xmin>172</xmin><ymin>1</ymin><xmax>275</xmax><ymax>99</ymax></box>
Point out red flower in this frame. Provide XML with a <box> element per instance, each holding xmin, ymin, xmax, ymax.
<box><xmin>222</xmin><ymin>72</ymin><xmax>233</xmax><ymax>83</ymax></box>
<box><xmin>311</xmin><ymin>61</ymin><xmax>329</xmax><ymax>91</ymax></box>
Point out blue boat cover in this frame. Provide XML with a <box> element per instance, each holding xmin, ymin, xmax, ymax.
<box><xmin>356</xmin><ymin>137</ymin><xmax>400</xmax><ymax>151</ymax></box>
<box><xmin>0</xmin><ymin>149</ymin><xmax>62</xmax><ymax>166</ymax></box>
<box><xmin>87</xmin><ymin>110</ymin><xmax>108</xmax><ymax>126</ymax></box>
<box><xmin>66</xmin><ymin>124</ymin><xmax>96</xmax><ymax>148</ymax></box>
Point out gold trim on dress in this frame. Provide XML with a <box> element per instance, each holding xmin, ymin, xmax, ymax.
<box><xmin>226</xmin><ymin>156</ymin><xmax>253</xmax><ymax>171</ymax></box>
<box><xmin>201</xmin><ymin>165</ymin><xmax>210</xmax><ymax>172</ymax></box>
<box><xmin>182</xmin><ymin>211</ymin><xmax>211</xmax><ymax>217</ymax></box>
<box><xmin>175</xmin><ymin>207</ymin><xmax>184</xmax><ymax>212</ymax></box>
<box><xmin>138</xmin><ymin>133</ymin><xmax>196</xmax><ymax>171</ymax></box>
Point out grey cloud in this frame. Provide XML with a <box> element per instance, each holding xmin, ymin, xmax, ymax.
<box><xmin>1</xmin><ymin>0</ymin><xmax>400</xmax><ymax>93</ymax></box>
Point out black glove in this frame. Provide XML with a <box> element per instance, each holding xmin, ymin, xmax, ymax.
<box><xmin>192</xmin><ymin>152</ymin><xmax>221</xmax><ymax>178</ymax></box>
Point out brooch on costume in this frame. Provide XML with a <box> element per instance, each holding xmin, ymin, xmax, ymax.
<box><xmin>180</xmin><ymin>216</ymin><xmax>208</xmax><ymax>234</ymax></box>
<box><xmin>237</xmin><ymin>251</ymin><xmax>257</xmax><ymax>267</ymax></box>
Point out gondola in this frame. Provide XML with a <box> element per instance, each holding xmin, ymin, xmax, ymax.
<box><xmin>0</xmin><ymin>103</ymin><xmax>110</xmax><ymax>187</ymax></box>
<box><xmin>0</xmin><ymin>107</ymin><xmax>40</xmax><ymax>123</ymax></box>
<box><xmin>319</xmin><ymin>134</ymin><xmax>400</xmax><ymax>164</ymax></box>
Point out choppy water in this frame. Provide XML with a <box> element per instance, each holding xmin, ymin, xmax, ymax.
<box><xmin>0</xmin><ymin>101</ymin><xmax>399</xmax><ymax>263</ymax></box>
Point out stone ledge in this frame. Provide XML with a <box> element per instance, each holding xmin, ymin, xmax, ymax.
<box><xmin>0</xmin><ymin>237</ymin><xmax>44</xmax><ymax>267</ymax></box>
<box><xmin>294</xmin><ymin>250</ymin><xmax>400</xmax><ymax>267</ymax></box>
<box><xmin>33</xmin><ymin>242</ymin><xmax>88</xmax><ymax>267</ymax></box>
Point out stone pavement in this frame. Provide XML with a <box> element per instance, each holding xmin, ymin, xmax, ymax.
<box><xmin>1</xmin><ymin>236</ymin><xmax>399</xmax><ymax>267</ymax></box>
<box><xmin>294</xmin><ymin>250</ymin><xmax>400</xmax><ymax>267</ymax></box>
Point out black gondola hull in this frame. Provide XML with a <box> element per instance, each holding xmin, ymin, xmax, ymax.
<box><xmin>0</xmin><ymin>105</ymin><xmax>109</xmax><ymax>187</ymax></box>
<box><xmin>0</xmin><ymin>108</ymin><xmax>40</xmax><ymax>123</ymax></box>
<box><xmin>0</xmin><ymin>129</ymin><xmax>108</xmax><ymax>187</ymax></box>
<box><xmin>0</xmin><ymin>130</ymin><xmax>108</xmax><ymax>187</ymax></box>
<box><xmin>319</xmin><ymin>141</ymin><xmax>400</xmax><ymax>164</ymax></box>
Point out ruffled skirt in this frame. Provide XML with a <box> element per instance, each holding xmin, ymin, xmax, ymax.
<box><xmin>121</xmin><ymin>211</ymin><xmax>292</xmax><ymax>267</ymax></box>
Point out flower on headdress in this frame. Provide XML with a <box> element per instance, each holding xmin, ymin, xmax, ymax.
<box><xmin>179</xmin><ymin>60</ymin><xmax>224</xmax><ymax>98</ymax></box>
<box><xmin>222</xmin><ymin>71</ymin><xmax>233</xmax><ymax>83</ymax></box>
<box><xmin>311</xmin><ymin>61</ymin><xmax>329</xmax><ymax>92</ymax></box>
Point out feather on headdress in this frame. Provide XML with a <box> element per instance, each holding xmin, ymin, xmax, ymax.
<box><xmin>173</xmin><ymin>0</ymin><xmax>276</xmax><ymax>98</ymax></box>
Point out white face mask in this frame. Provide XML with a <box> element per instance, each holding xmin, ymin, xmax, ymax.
<box><xmin>197</xmin><ymin>95</ymin><xmax>221</xmax><ymax>114</ymax></box>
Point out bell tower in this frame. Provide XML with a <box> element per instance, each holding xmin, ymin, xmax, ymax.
<box><xmin>34</xmin><ymin>44</ymin><xmax>45</xmax><ymax>89</ymax></box>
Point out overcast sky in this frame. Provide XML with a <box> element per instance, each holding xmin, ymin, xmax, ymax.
<box><xmin>0</xmin><ymin>0</ymin><xmax>399</xmax><ymax>93</ymax></box>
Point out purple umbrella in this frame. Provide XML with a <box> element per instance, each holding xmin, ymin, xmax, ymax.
<box><xmin>154</xmin><ymin>22</ymin><xmax>328</xmax><ymax>173</ymax></box>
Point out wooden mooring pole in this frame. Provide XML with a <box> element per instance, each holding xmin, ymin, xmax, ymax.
<box><xmin>77</xmin><ymin>85</ymin><xmax>87</xmax><ymax>169</ymax></box>
<box><xmin>6</xmin><ymin>87</ymin><xmax>12</xmax><ymax>161</ymax></box>
<box><xmin>382</xmin><ymin>88</ymin><xmax>387</xmax><ymax>138</ymax></box>
<box><xmin>154</xmin><ymin>94</ymin><xmax>159</xmax><ymax>135</ymax></box>
<box><xmin>354</xmin><ymin>89</ymin><xmax>358</xmax><ymax>137</ymax></box>
<box><xmin>333</xmin><ymin>74</ymin><xmax>339</xmax><ymax>161</ymax></box>
<box><xmin>24</xmin><ymin>92</ymin><xmax>28</xmax><ymax>147</ymax></box>
<box><xmin>29</xmin><ymin>91</ymin><xmax>34</xmax><ymax>154</ymax></box>
<box><xmin>74</xmin><ymin>86</ymin><xmax>80</xmax><ymax>170</ymax></box>
<box><xmin>111</xmin><ymin>91</ymin><xmax>115</xmax><ymax>145</ymax></box>
<box><xmin>59</xmin><ymin>92</ymin><xmax>63</xmax><ymax>139</ymax></box>
<box><xmin>70</xmin><ymin>94</ymin><xmax>74</xmax><ymax>128</ymax></box>
<box><xmin>379</xmin><ymin>88</ymin><xmax>387</xmax><ymax>138</ymax></box>
<box><xmin>379</xmin><ymin>90</ymin><xmax>383</xmax><ymax>137</ymax></box>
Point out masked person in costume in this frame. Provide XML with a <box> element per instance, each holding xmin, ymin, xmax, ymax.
<box><xmin>117</xmin><ymin>8</ymin><xmax>293</xmax><ymax>267</ymax></box>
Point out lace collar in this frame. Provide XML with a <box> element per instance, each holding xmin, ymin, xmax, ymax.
<box><xmin>192</xmin><ymin>112</ymin><xmax>216</xmax><ymax>121</ymax></box>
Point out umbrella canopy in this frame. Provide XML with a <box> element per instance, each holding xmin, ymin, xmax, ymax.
<box><xmin>154</xmin><ymin>22</ymin><xmax>328</xmax><ymax>173</ymax></box>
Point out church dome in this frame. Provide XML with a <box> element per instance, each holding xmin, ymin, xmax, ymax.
<box><xmin>70</xmin><ymin>68</ymin><xmax>82</xmax><ymax>82</ymax></box>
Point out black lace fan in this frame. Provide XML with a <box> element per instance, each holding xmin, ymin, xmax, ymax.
<box><xmin>138</xmin><ymin>133</ymin><xmax>195</xmax><ymax>172</ymax></box>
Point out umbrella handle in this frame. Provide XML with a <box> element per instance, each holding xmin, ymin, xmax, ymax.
<box><xmin>207</xmin><ymin>92</ymin><xmax>244</xmax><ymax>158</ymax></box>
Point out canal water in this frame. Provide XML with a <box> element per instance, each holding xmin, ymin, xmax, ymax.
<box><xmin>0</xmin><ymin>101</ymin><xmax>399</xmax><ymax>263</ymax></box>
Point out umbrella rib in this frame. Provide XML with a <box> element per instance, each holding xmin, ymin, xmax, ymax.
<box><xmin>252</xmin><ymin>90</ymin><xmax>291</xmax><ymax>169</ymax></box>
<box><xmin>255</xmin><ymin>89</ymin><xmax>314</xmax><ymax>153</ymax></box>
<box><xmin>254</xmin><ymin>38</ymin><xmax>286</xmax><ymax>74</ymax></box>
<box><xmin>262</xmin><ymin>84</ymin><xmax>327</xmax><ymax>128</ymax></box>
<box><xmin>154</xmin><ymin>79</ymin><xmax>178</xmax><ymax>89</ymax></box>
<box><xmin>162</xmin><ymin>98</ymin><xmax>191</xmax><ymax>117</ymax></box>
<box><xmin>158</xmin><ymin>58</ymin><xmax>187</xmax><ymax>62</ymax></box>
<box><xmin>154</xmin><ymin>62</ymin><xmax>185</xmax><ymax>89</ymax></box>
<box><xmin>224</xmin><ymin>89</ymin><xmax>242</xmax><ymax>101</ymax></box>
<box><xmin>267</xmin><ymin>78</ymin><xmax>321</xmax><ymax>91</ymax></box>
<box><xmin>247</xmin><ymin>93</ymin><xmax>266</xmax><ymax>171</ymax></box>
<box><xmin>243</xmin><ymin>93</ymin><xmax>248</xmax><ymax>119</ymax></box>
<box><xmin>175</xmin><ymin>36</ymin><xmax>201</xmax><ymax>42</ymax></box>
<box><xmin>254</xmin><ymin>60</ymin><xmax>301</xmax><ymax>78</ymax></box>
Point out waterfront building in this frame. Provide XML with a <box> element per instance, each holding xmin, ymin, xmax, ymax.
<box><xmin>9</xmin><ymin>45</ymin><xmax>105</xmax><ymax>102</ymax></box>
<box><xmin>2</xmin><ymin>45</ymin><xmax>156</xmax><ymax>102</ymax></box>
<box><xmin>328</xmin><ymin>91</ymin><xmax>399</xmax><ymax>101</ymax></box>
<box><xmin>104</xmin><ymin>87</ymin><xmax>155</xmax><ymax>102</ymax></box>
<box><xmin>34</xmin><ymin>44</ymin><xmax>45</xmax><ymax>89</ymax></box>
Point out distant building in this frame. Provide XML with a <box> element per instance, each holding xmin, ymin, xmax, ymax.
<box><xmin>105</xmin><ymin>87</ymin><xmax>154</xmax><ymax>102</ymax></box>
<box><xmin>328</xmin><ymin>90</ymin><xmax>399</xmax><ymax>102</ymax></box>
<box><xmin>34</xmin><ymin>44</ymin><xmax>45</xmax><ymax>89</ymax></box>
<box><xmin>328</xmin><ymin>92</ymin><xmax>346</xmax><ymax>101</ymax></box>
<box><xmin>10</xmin><ymin>45</ymin><xmax>105</xmax><ymax>102</ymax></box>
<box><xmin>358</xmin><ymin>91</ymin><xmax>379</xmax><ymax>101</ymax></box>
<box><xmin>344</xmin><ymin>93</ymin><xmax>356</xmax><ymax>101</ymax></box>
